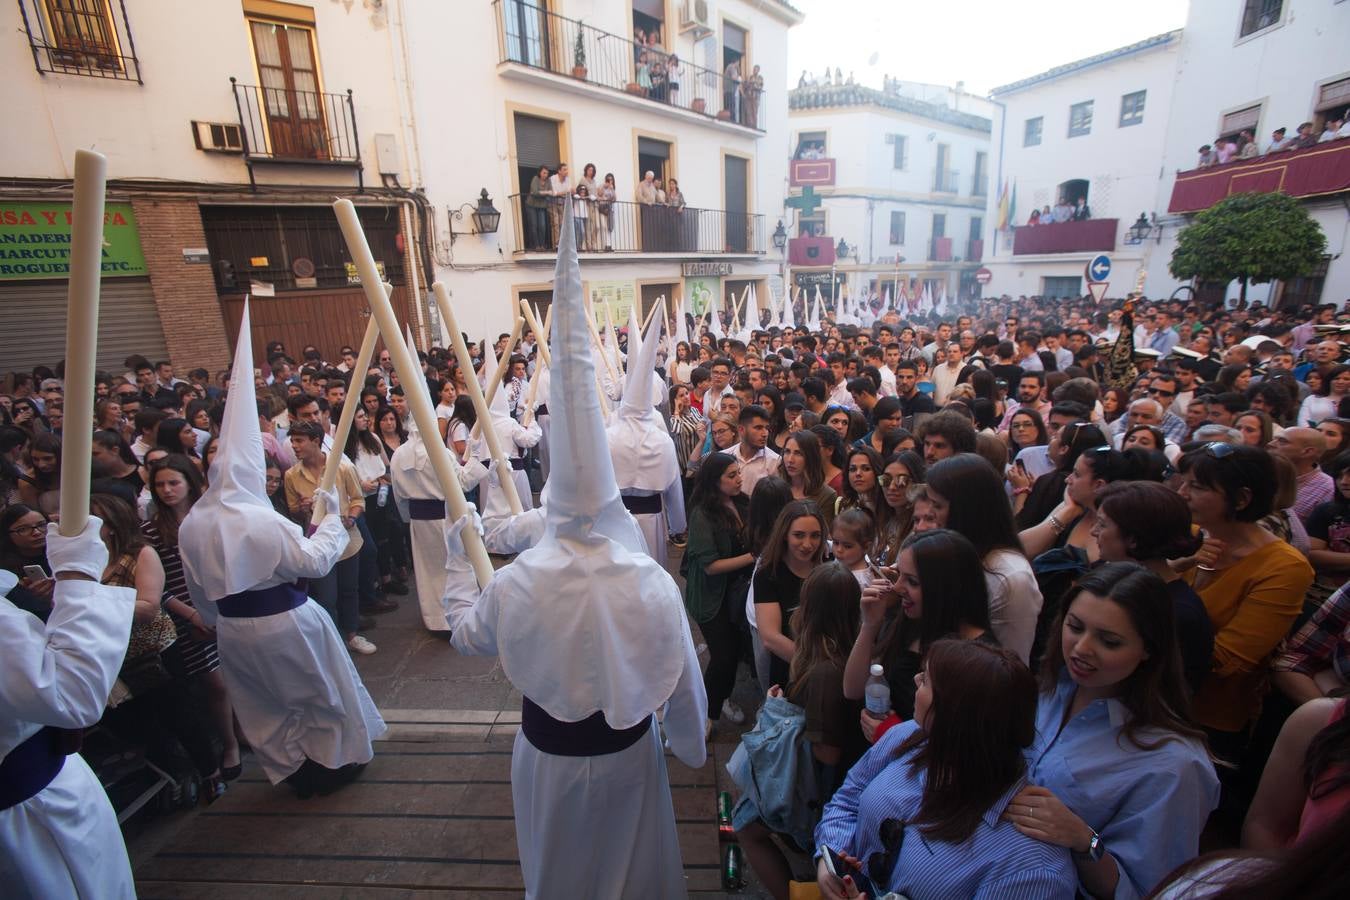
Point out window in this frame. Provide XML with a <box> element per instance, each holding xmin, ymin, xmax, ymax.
<box><xmin>1068</xmin><ymin>101</ymin><xmax>1093</xmax><ymax>137</ymax></box>
<box><xmin>1239</xmin><ymin>0</ymin><xmax>1283</xmax><ymax>38</ymax></box>
<box><xmin>795</xmin><ymin>131</ymin><xmax>827</xmax><ymax>160</ymax></box>
<box><xmin>19</xmin><ymin>0</ymin><xmax>141</xmax><ymax>81</ymax></box>
<box><xmin>1024</xmin><ymin>117</ymin><xmax>1043</xmax><ymax>147</ymax></box>
<box><xmin>1119</xmin><ymin>91</ymin><xmax>1146</xmax><ymax>127</ymax></box>
<box><xmin>972</xmin><ymin>152</ymin><xmax>988</xmax><ymax>196</ymax></box>
<box><xmin>889</xmin><ymin>211</ymin><xmax>906</xmax><ymax>245</ymax></box>
<box><xmin>1219</xmin><ymin>103</ymin><xmax>1262</xmax><ymax>142</ymax></box>
<box><xmin>887</xmin><ymin>133</ymin><xmax>908</xmax><ymax>170</ymax></box>
<box><xmin>1043</xmin><ymin>276</ymin><xmax>1083</xmax><ymax>299</ymax></box>
<box><xmin>1314</xmin><ymin>78</ymin><xmax>1350</xmax><ymax>132</ymax></box>
<box><xmin>247</xmin><ymin>19</ymin><xmax>328</xmax><ymax>160</ymax></box>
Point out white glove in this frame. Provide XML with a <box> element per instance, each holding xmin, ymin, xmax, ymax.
<box><xmin>458</xmin><ymin>458</ymin><xmax>489</xmax><ymax>492</ymax></box>
<box><xmin>444</xmin><ymin>507</ymin><xmax>484</xmax><ymax>559</ymax></box>
<box><xmin>314</xmin><ymin>487</ymin><xmax>342</xmax><ymax>521</ymax></box>
<box><xmin>45</xmin><ymin>516</ymin><xmax>109</xmax><ymax>581</ymax></box>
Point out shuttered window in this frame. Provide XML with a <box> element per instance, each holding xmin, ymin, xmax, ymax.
<box><xmin>0</xmin><ymin>278</ymin><xmax>167</xmax><ymax>372</ymax></box>
<box><xmin>514</xmin><ymin>113</ymin><xmax>561</xmax><ymax>169</ymax></box>
<box><xmin>1317</xmin><ymin>78</ymin><xmax>1350</xmax><ymax>111</ymax></box>
<box><xmin>1220</xmin><ymin>104</ymin><xmax>1262</xmax><ymax>135</ymax></box>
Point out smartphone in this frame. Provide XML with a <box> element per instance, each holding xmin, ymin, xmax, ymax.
<box><xmin>819</xmin><ymin>845</ymin><xmax>880</xmax><ymax>898</ymax></box>
<box><xmin>22</xmin><ymin>564</ymin><xmax>49</xmax><ymax>582</ymax></box>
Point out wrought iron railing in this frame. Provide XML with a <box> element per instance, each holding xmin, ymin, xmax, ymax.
<box><xmin>933</xmin><ymin>169</ymin><xmax>961</xmax><ymax>193</ymax></box>
<box><xmin>493</xmin><ymin>0</ymin><xmax>765</xmax><ymax>130</ymax></box>
<box><xmin>508</xmin><ymin>195</ymin><xmax>764</xmax><ymax>255</ymax></box>
<box><xmin>18</xmin><ymin>0</ymin><xmax>142</xmax><ymax>82</ymax></box>
<box><xmin>230</xmin><ymin>78</ymin><xmax>361</xmax><ymax>165</ymax></box>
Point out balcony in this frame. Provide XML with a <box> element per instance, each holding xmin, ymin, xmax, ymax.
<box><xmin>967</xmin><ymin>238</ymin><xmax>984</xmax><ymax>262</ymax></box>
<box><xmin>1168</xmin><ymin>139</ymin><xmax>1350</xmax><ymax>213</ymax></box>
<box><xmin>230</xmin><ymin>79</ymin><xmax>363</xmax><ymax>189</ymax></box>
<box><xmin>508</xmin><ymin>195</ymin><xmax>764</xmax><ymax>257</ymax></box>
<box><xmin>933</xmin><ymin>169</ymin><xmax>960</xmax><ymax>193</ymax></box>
<box><xmin>1012</xmin><ymin>218</ymin><xmax>1118</xmax><ymax>255</ymax></box>
<box><xmin>929</xmin><ymin>237</ymin><xmax>953</xmax><ymax>262</ymax></box>
<box><xmin>790</xmin><ymin>157</ymin><xmax>836</xmax><ymax>187</ymax></box>
<box><xmin>493</xmin><ymin>1</ymin><xmax>764</xmax><ymax>131</ymax></box>
<box><xmin>18</xmin><ymin>0</ymin><xmax>142</xmax><ymax>82</ymax></box>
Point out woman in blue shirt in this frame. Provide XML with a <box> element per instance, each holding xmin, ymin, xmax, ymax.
<box><xmin>1005</xmin><ymin>563</ymin><xmax>1220</xmax><ymax>900</ymax></box>
<box><xmin>815</xmin><ymin>639</ymin><xmax>1076</xmax><ymax>899</ymax></box>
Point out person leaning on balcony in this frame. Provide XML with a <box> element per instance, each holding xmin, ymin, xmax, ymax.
<box><xmin>637</xmin><ymin>171</ymin><xmax>658</xmax><ymax>206</ymax></box>
<box><xmin>1072</xmin><ymin>198</ymin><xmax>1091</xmax><ymax>221</ymax></box>
<box><xmin>1264</xmin><ymin>126</ymin><xmax>1290</xmax><ymax>154</ymax></box>
<box><xmin>1320</xmin><ymin>118</ymin><xmax>1345</xmax><ymax>142</ymax></box>
<box><xmin>598</xmin><ymin>173</ymin><xmax>617</xmax><ymax>251</ymax></box>
<box><xmin>665</xmin><ymin>179</ymin><xmax>686</xmax><ymax>210</ymax></box>
<box><xmin>1051</xmin><ymin>197</ymin><xmax>1073</xmax><ymax>223</ymax></box>
<box><xmin>741</xmin><ymin>64</ymin><xmax>764</xmax><ymax>129</ymax></box>
<box><xmin>526</xmin><ymin>165</ymin><xmax>552</xmax><ymax>251</ymax></box>
<box><xmin>666</xmin><ymin>54</ymin><xmax>682</xmax><ymax>106</ymax></box>
<box><xmin>548</xmin><ymin>163</ymin><xmax>571</xmax><ymax>248</ymax></box>
<box><xmin>723</xmin><ymin>58</ymin><xmax>742</xmax><ymax>121</ymax></box>
<box><xmin>1293</xmin><ymin>121</ymin><xmax>1319</xmax><ymax>150</ymax></box>
<box><xmin>1237</xmin><ymin>129</ymin><xmax>1260</xmax><ymax>159</ymax></box>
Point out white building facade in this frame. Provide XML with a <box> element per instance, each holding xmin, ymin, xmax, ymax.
<box><xmin>1</xmin><ymin>0</ymin><xmax>801</xmax><ymax>373</ymax></box>
<box><xmin>1145</xmin><ymin>0</ymin><xmax>1350</xmax><ymax>307</ymax></box>
<box><xmin>785</xmin><ymin>81</ymin><xmax>992</xmax><ymax>306</ymax></box>
<box><xmin>982</xmin><ymin>31</ymin><xmax>1181</xmax><ymax>300</ymax></box>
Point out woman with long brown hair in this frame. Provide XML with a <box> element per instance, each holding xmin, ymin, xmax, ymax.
<box><xmin>142</xmin><ymin>454</ymin><xmax>242</xmax><ymax>781</ymax></box>
<box><xmin>778</xmin><ymin>429</ymin><xmax>837</xmax><ymax>526</ymax></box>
<box><xmin>1007</xmin><ymin>562</ymin><xmax>1219</xmax><ymax>900</ymax></box>
<box><xmin>816</xmin><ymin>640</ymin><xmax>1076</xmax><ymax>898</ymax></box>
<box><xmin>753</xmin><ymin>499</ymin><xmax>828</xmax><ymax>689</ymax></box>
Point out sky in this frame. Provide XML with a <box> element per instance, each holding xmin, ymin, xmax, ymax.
<box><xmin>784</xmin><ymin>0</ymin><xmax>1189</xmax><ymax>95</ymax></box>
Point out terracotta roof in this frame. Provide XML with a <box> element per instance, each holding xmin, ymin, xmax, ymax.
<box><xmin>788</xmin><ymin>82</ymin><xmax>991</xmax><ymax>132</ymax></box>
<box><xmin>990</xmin><ymin>30</ymin><xmax>1182</xmax><ymax>96</ymax></box>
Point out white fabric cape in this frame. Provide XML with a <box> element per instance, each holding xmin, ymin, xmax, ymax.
<box><xmin>1</xmin><ymin>574</ymin><xmax>136</xmax><ymax>899</ymax></box>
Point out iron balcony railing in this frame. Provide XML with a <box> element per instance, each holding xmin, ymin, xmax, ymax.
<box><xmin>18</xmin><ymin>0</ymin><xmax>142</xmax><ymax>82</ymax></box>
<box><xmin>933</xmin><ymin>169</ymin><xmax>960</xmax><ymax>193</ymax></box>
<box><xmin>493</xmin><ymin>0</ymin><xmax>765</xmax><ymax>130</ymax></box>
<box><xmin>230</xmin><ymin>78</ymin><xmax>361</xmax><ymax>166</ymax></box>
<box><xmin>508</xmin><ymin>194</ymin><xmax>764</xmax><ymax>256</ymax></box>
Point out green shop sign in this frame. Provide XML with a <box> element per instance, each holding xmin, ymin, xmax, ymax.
<box><xmin>0</xmin><ymin>201</ymin><xmax>148</xmax><ymax>280</ymax></box>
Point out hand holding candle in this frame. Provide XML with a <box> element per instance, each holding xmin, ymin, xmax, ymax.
<box><xmin>312</xmin><ymin>305</ymin><xmax>383</xmax><ymax>523</ymax></box>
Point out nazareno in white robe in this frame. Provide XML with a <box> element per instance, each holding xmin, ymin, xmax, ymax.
<box><xmin>180</xmin><ymin>513</ymin><xmax>388</xmax><ymax>783</ymax></box>
<box><xmin>445</xmin><ymin>524</ymin><xmax>707</xmax><ymax>899</ymax></box>
<box><xmin>0</xmin><ymin>573</ymin><xmax>136</xmax><ymax>899</ymax></box>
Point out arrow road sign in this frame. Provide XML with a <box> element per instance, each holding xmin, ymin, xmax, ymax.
<box><xmin>1086</xmin><ymin>254</ymin><xmax>1112</xmax><ymax>282</ymax></box>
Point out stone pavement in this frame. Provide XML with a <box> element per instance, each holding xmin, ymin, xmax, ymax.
<box><xmin>128</xmin><ymin>546</ymin><xmax>790</xmax><ymax>898</ymax></box>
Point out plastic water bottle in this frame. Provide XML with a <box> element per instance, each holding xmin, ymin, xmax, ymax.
<box><xmin>865</xmin><ymin>663</ymin><xmax>891</xmax><ymax>716</ymax></box>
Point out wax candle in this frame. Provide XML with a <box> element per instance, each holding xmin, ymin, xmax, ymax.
<box><xmin>333</xmin><ymin>200</ymin><xmax>493</xmax><ymax>587</ymax></box>
<box><xmin>59</xmin><ymin>149</ymin><xmax>107</xmax><ymax>536</ymax></box>
<box><xmin>433</xmin><ymin>284</ymin><xmax>525</xmax><ymax>516</ymax></box>
<box><xmin>313</xmin><ymin>306</ymin><xmax>381</xmax><ymax>522</ymax></box>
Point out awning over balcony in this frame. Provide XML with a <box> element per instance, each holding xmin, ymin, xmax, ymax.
<box><xmin>1168</xmin><ymin>140</ymin><xmax>1350</xmax><ymax>214</ymax></box>
<box><xmin>1013</xmin><ymin>218</ymin><xmax>1117</xmax><ymax>255</ymax></box>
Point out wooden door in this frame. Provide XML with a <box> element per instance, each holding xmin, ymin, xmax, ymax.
<box><xmin>250</xmin><ymin>20</ymin><xmax>327</xmax><ymax>160</ymax></box>
<box><xmin>220</xmin><ymin>286</ymin><xmax>417</xmax><ymax>367</ymax></box>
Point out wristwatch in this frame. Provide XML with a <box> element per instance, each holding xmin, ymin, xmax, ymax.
<box><xmin>1073</xmin><ymin>830</ymin><xmax>1106</xmax><ymax>863</ymax></box>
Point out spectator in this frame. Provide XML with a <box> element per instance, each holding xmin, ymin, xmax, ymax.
<box><xmin>683</xmin><ymin>452</ymin><xmax>754</xmax><ymax>737</ymax></box>
<box><xmin>754</xmin><ymin>498</ymin><xmax>827</xmax><ymax>688</ymax></box>
<box><xmin>817</xmin><ymin>640</ymin><xmax>1076</xmax><ymax>898</ymax></box>
<box><xmin>1176</xmin><ymin>444</ymin><xmax>1313</xmax><ymax>761</ymax></box>
<box><xmin>1012</xmin><ymin>563</ymin><xmax>1220</xmax><ymax>899</ymax></box>
<box><xmin>777</xmin><ymin>430</ymin><xmax>838</xmax><ymax>525</ymax></box>
<box><xmin>1269</xmin><ymin>427</ymin><xmax>1334</xmax><ymax>525</ymax></box>
<box><xmin>874</xmin><ymin>450</ymin><xmax>925</xmax><ymax>566</ymax></box>
<box><xmin>926</xmin><ymin>454</ymin><xmax>1043</xmax><ymax>663</ymax></box>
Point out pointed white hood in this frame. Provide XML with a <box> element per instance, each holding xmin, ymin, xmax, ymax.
<box><xmin>744</xmin><ymin>283</ymin><xmax>763</xmax><ymax>334</ymax></box>
<box><xmin>179</xmin><ymin>300</ymin><xmax>302</xmax><ymax>600</ymax></box>
<box><xmin>609</xmin><ymin>304</ymin><xmax>679</xmax><ymax>491</ymax></box>
<box><xmin>490</xmin><ymin>196</ymin><xmax>684</xmax><ymax>728</ymax></box>
<box><xmin>673</xmin><ymin>292</ymin><xmax>690</xmax><ymax>347</ymax></box>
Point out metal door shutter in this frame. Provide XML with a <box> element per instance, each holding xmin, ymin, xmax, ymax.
<box><xmin>514</xmin><ymin>114</ymin><xmax>561</xmax><ymax>169</ymax></box>
<box><xmin>0</xmin><ymin>278</ymin><xmax>168</xmax><ymax>374</ymax></box>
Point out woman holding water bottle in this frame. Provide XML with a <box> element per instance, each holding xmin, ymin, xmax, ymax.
<box><xmin>844</xmin><ymin>529</ymin><xmax>997</xmax><ymax>744</ymax></box>
<box><xmin>344</xmin><ymin>405</ymin><xmax>406</xmax><ymax>597</ymax></box>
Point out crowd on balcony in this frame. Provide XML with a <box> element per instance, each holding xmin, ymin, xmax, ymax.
<box><xmin>522</xmin><ymin>162</ymin><xmax>698</xmax><ymax>252</ymax></box>
<box><xmin>629</xmin><ymin>26</ymin><xmax>763</xmax><ymax>128</ymax></box>
<box><xmin>1197</xmin><ymin>117</ymin><xmax>1350</xmax><ymax>168</ymax></box>
<box><xmin>1027</xmin><ymin>196</ymin><xmax>1091</xmax><ymax>226</ymax></box>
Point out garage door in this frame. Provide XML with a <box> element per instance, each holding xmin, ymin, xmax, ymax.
<box><xmin>0</xmin><ymin>278</ymin><xmax>169</xmax><ymax>374</ymax></box>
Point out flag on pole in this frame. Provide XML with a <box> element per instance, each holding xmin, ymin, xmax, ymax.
<box><xmin>996</xmin><ymin>178</ymin><xmax>1010</xmax><ymax>231</ymax></box>
<box><xmin>1008</xmin><ymin>179</ymin><xmax>1017</xmax><ymax>231</ymax></box>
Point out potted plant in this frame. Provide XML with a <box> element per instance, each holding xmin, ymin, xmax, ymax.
<box><xmin>571</xmin><ymin>28</ymin><xmax>587</xmax><ymax>79</ymax></box>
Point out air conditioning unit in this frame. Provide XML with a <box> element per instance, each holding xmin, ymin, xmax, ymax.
<box><xmin>680</xmin><ymin>0</ymin><xmax>713</xmax><ymax>38</ymax></box>
<box><xmin>191</xmin><ymin>120</ymin><xmax>243</xmax><ymax>153</ymax></box>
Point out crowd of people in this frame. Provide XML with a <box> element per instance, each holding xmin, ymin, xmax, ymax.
<box><xmin>1027</xmin><ymin>196</ymin><xmax>1091</xmax><ymax>225</ymax></box>
<box><xmin>4</xmin><ymin>276</ymin><xmax>1350</xmax><ymax>897</ymax></box>
<box><xmin>524</xmin><ymin>163</ymin><xmax>694</xmax><ymax>252</ymax></box>
<box><xmin>1197</xmin><ymin>116</ymin><xmax>1350</xmax><ymax>167</ymax></box>
<box><xmin>629</xmin><ymin>25</ymin><xmax>762</xmax><ymax>128</ymax></box>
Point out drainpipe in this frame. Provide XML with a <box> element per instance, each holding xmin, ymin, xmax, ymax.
<box><xmin>988</xmin><ymin>95</ymin><xmax>1007</xmax><ymax>260</ymax></box>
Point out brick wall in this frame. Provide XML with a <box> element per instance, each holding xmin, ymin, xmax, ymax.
<box><xmin>133</xmin><ymin>197</ymin><xmax>231</xmax><ymax>374</ymax></box>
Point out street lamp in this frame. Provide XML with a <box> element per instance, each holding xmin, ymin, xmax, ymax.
<box><xmin>450</xmin><ymin>189</ymin><xmax>501</xmax><ymax>243</ymax></box>
<box><xmin>772</xmin><ymin>219</ymin><xmax>787</xmax><ymax>251</ymax></box>
<box><xmin>836</xmin><ymin>237</ymin><xmax>851</xmax><ymax>259</ymax></box>
<box><xmin>1125</xmin><ymin>212</ymin><xmax>1160</xmax><ymax>245</ymax></box>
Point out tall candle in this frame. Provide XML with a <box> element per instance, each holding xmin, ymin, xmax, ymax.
<box><xmin>519</xmin><ymin>301</ymin><xmax>554</xmax><ymax>427</ymax></box>
<box><xmin>333</xmin><ymin>200</ymin><xmax>493</xmax><ymax>587</ymax></box>
<box><xmin>433</xmin><ymin>284</ymin><xmax>525</xmax><ymax>516</ymax></box>
<box><xmin>59</xmin><ymin>149</ymin><xmax>107</xmax><ymax>537</ymax></box>
<box><xmin>585</xmin><ymin>296</ymin><xmax>621</xmax><ymax>386</ymax></box>
<box><xmin>313</xmin><ymin>307</ymin><xmax>381</xmax><ymax>523</ymax></box>
<box><xmin>471</xmin><ymin>313</ymin><xmax>524</xmax><ymax>441</ymax></box>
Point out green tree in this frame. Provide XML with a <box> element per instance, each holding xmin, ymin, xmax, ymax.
<box><xmin>1169</xmin><ymin>192</ymin><xmax>1326</xmax><ymax>307</ymax></box>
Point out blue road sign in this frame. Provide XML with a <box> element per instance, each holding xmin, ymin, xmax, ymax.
<box><xmin>1087</xmin><ymin>254</ymin><xmax>1112</xmax><ymax>282</ymax></box>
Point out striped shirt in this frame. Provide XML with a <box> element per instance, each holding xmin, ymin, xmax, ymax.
<box><xmin>816</xmin><ymin>720</ymin><xmax>1077</xmax><ymax>899</ymax></box>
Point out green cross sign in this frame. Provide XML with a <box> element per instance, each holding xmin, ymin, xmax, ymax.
<box><xmin>786</xmin><ymin>185</ymin><xmax>823</xmax><ymax>216</ymax></box>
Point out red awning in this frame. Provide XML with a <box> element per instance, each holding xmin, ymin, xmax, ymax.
<box><xmin>1012</xmin><ymin>219</ymin><xmax>1118</xmax><ymax>255</ymax></box>
<box><xmin>1168</xmin><ymin>140</ymin><xmax>1350</xmax><ymax>213</ymax></box>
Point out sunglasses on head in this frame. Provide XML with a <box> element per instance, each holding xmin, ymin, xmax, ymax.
<box><xmin>1204</xmin><ymin>441</ymin><xmax>1237</xmax><ymax>458</ymax></box>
